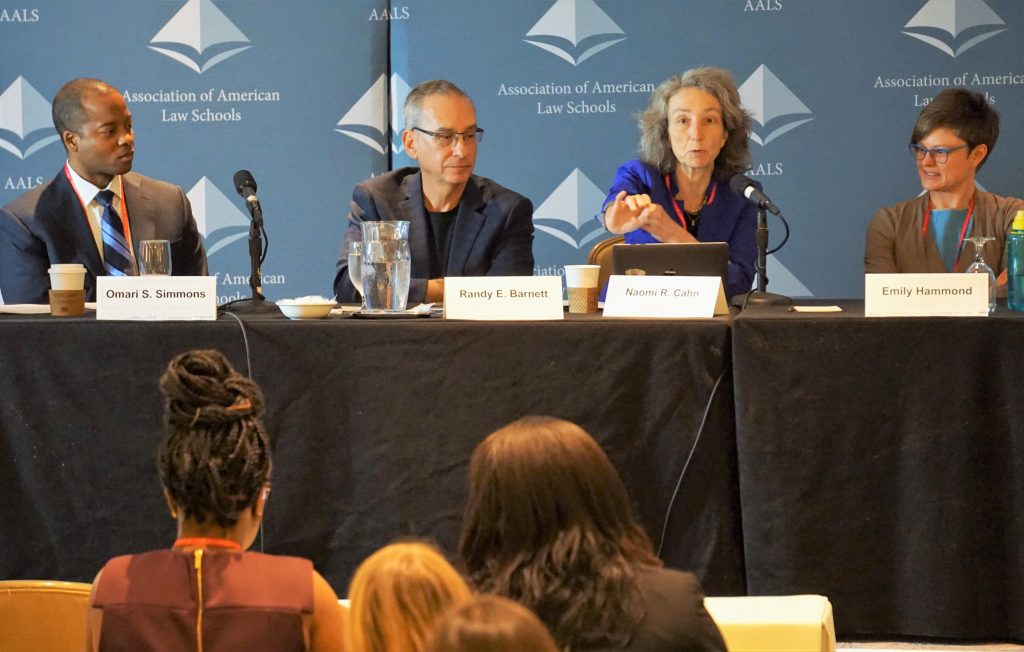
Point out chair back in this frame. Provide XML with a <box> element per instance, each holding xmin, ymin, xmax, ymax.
<box><xmin>0</xmin><ymin>580</ymin><xmax>91</xmax><ymax>652</ymax></box>
<box><xmin>704</xmin><ymin>595</ymin><xmax>836</xmax><ymax>652</ymax></box>
<box><xmin>587</xmin><ymin>234</ymin><xmax>624</xmax><ymax>293</ymax></box>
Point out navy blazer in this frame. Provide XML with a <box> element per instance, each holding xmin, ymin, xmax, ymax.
<box><xmin>0</xmin><ymin>169</ymin><xmax>208</xmax><ymax>303</ymax></box>
<box><xmin>333</xmin><ymin>167</ymin><xmax>534</xmax><ymax>304</ymax></box>
<box><xmin>604</xmin><ymin>160</ymin><xmax>756</xmax><ymax>299</ymax></box>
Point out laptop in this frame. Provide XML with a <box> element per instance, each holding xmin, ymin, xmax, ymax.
<box><xmin>611</xmin><ymin>242</ymin><xmax>729</xmax><ymax>286</ymax></box>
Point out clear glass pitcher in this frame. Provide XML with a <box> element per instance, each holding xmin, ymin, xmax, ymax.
<box><xmin>360</xmin><ymin>221</ymin><xmax>411</xmax><ymax>312</ymax></box>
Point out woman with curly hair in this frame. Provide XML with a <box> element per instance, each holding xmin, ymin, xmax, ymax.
<box><xmin>85</xmin><ymin>349</ymin><xmax>345</xmax><ymax>652</ymax></box>
<box><xmin>601</xmin><ymin>66</ymin><xmax>757</xmax><ymax>299</ymax></box>
<box><xmin>459</xmin><ymin>416</ymin><xmax>724</xmax><ymax>652</ymax></box>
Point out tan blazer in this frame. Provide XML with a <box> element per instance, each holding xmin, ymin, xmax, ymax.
<box><xmin>865</xmin><ymin>190</ymin><xmax>1024</xmax><ymax>276</ymax></box>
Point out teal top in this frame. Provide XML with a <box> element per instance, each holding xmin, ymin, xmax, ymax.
<box><xmin>930</xmin><ymin>209</ymin><xmax>967</xmax><ymax>272</ymax></box>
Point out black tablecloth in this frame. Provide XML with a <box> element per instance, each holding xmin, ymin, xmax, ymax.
<box><xmin>0</xmin><ymin>311</ymin><xmax>744</xmax><ymax>596</ymax></box>
<box><xmin>732</xmin><ymin>301</ymin><xmax>1024</xmax><ymax>641</ymax></box>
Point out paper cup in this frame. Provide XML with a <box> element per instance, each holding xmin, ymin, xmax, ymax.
<box><xmin>48</xmin><ymin>264</ymin><xmax>86</xmax><ymax>291</ymax></box>
<box><xmin>563</xmin><ymin>264</ymin><xmax>600</xmax><ymax>288</ymax></box>
<box><xmin>568</xmin><ymin>286</ymin><xmax>599</xmax><ymax>313</ymax></box>
<box><xmin>49</xmin><ymin>289</ymin><xmax>85</xmax><ymax>317</ymax></box>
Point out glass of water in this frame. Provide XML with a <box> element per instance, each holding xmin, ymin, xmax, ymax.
<box><xmin>138</xmin><ymin>240</ymin><xmax>172</xmax><ymax>275</ymax></box>
<box><xmin>360</xmin><ymin>221</ymin><xmax>411</xmax><ymax>313</ymax></box>
<box><xmin>965</xmin><ymin>236</ymin><xmax>996</xmax><ymax>314</ymax></box>
<box><xmin>347</xmin><ymin>241</ymin><xmax>365</xmax><ymax>309</ymax></box>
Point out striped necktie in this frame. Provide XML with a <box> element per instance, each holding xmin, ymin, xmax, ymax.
<box><xmin>95</xmin><ymin>190</ymin><xmax>134</xmax><ymax>276</ymax></box>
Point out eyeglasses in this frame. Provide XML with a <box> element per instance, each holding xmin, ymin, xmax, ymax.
<box><xmin>412</xmin><ymin>127</ymin><xmax>484</xmax><ymax>148</ymax></box>
<box><xmin>909</xmin><ymin>143</ymin><xmax>969</xmax><ymax>164</ymax></box>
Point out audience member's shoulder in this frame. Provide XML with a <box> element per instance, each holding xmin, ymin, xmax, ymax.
<box><xmin>635</xmin><ymin>563</ymin><xmax>705</xmax><ymax>600</ymax></box>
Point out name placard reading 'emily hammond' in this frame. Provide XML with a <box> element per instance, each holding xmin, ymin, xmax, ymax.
<box><xmin>444</xmin><ymin>276</ymin><xmax>563</xmax><ymax>321</ymax></box>
<box><xmin>97</xmin><ymin>276</ymin><xmax>217</xmax><ymax>321</ymax></box>
<box><xmin>865</xmin><ymin>273</ymin><xmax>988</xmax><ymax>317</ymax></box>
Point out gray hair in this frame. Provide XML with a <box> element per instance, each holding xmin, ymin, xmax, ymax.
<box><xmin>637</xmin><ymin>67</ymin><xmax>752</xmax><ymax>181</ymax></box>
<box><xmin>403</xmin><ymin>79</ymin><xmax>473</xmax><ymax>130</ymax></box>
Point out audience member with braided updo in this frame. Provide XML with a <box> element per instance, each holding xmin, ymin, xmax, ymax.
<box><xmin>84</xmin><ymin>349</ymin><xmax>346</xmax><ymax>652</ymax></box>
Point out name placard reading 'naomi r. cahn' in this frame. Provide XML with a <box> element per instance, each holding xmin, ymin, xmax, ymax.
<box><xmin>97</xmin><ymin>276</ymin><xmax>217</xmax><ymax>321</ymax></box>
<box><xmin>603</xmin><ymin>275</ymin><xmax>728</xmax><ymax>318</ymax></box>
<box><xmin>443</xmin><ymin>276</ymin><xmax>563</xmax><ymax>321</ymax></box>
<box><xmin>865</xmin><ymin>273</ymin><xmax>989</xmax><ymax>317</ymax></box>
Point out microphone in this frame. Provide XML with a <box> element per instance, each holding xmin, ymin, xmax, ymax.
<box><xmin>729</xmin><ymin>174</ymin><xmax>781</xmax><ymax>216</ymax></box>
<box><xmin>233</xmin><ymin>169</ymin><xmax>260</xmax><ymax>211</ymax></box>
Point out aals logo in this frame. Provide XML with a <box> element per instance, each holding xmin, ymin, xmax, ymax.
<box><xmin>903</xmin><ymin>0</ymin><xmax>1006</xmax><ymax>57</ymax></box>
<box><xmin>150</xmin><ymin>0</ymin><xmax>251</xmax><ymax>73</ymax></box>
<box><xmin>187</xmin><ymin>177</ymin><xmax>251</xmax><ymax>256</ymax></box>
<box><xmin>533</xmin><ymin>169</ymin><xmax>606</xmax><ymax>249</ymax></box>
<box><xmin>335</xmin><ymin>73</ymin><xmax>412</xmax><ymax>155</ymax></box>
<box><xmin>0</xmin><ymin>77</ymin><xmax>59</xmax><ymax>159</ymax></box>
<box><xmin>738</xmin><ymin>65</ymin><xmax>813</xmax><ymax>146</ymax></box>
<box><xmin>524</xmin><ymin>0</ymin><xmax>626</xmax><ymax>66</ymax></box>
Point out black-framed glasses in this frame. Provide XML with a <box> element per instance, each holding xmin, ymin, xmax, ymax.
<box><xmin>909</xmin><ymin>143</ymin><xmax>969</xmax><ymax>164</ymax></box>
<box><xmin>412</xmin><ymin>127</ymin><xmax>484</xmax><ymax>148</ymax></box>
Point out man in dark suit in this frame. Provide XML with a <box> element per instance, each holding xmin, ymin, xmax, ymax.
<box><xmin>333</xmin><ymin>80</ymin><xmax>534</xmax><ymax>304</ymax></box>
<box><xmin>0</xmin><ymin>78</ymin><xmax>207</xmax><ymax>304</ymax></box>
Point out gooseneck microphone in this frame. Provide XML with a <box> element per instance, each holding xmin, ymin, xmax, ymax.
<box><xmin>233</xmin><ymin>169</ymin><xmax>261</xmax><ymax>212</ymax></box>
<box><xmin>222</xmin><ymin>169</ymin><xmax>272</xmax><ymax>312</ymax></box>
<box><xmin>729</xmin><ymin>173</ymin><xmax>781</xmax><ymax>216</ymax></box>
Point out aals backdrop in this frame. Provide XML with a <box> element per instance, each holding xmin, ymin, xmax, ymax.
<box><xmin>2</xmin><ymin>0</ymin><xmax>1023</xmax><ymax>301</ymax></box>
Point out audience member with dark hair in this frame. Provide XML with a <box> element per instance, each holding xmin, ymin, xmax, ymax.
<box><xmin>866</xmin><ymin>87</ymin><xmax>1023</xmax><ymax>281</ymax></box>
<box><xmin>347</xmin><ymin>541</ymin><xmax>471</xmax><ymax>652</ymax></box>
<box><xmin>428</xmin><ymin>594</ymin><xmax>559</xmax><ymax>652</ymax></box>
<box><xmin>459</xmin><ymin>416</ymin><xmax>725</xmax><ymax>652</ymax></box>
<box><xmin>84</xmin><ymin>349</ymin><xmax>345</xmax><ymax>652</ymax></box>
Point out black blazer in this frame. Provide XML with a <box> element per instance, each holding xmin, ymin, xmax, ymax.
<box><xmin>333</xmin><ymin>167</ymin><xmax>534</xmax><ymax>304</ymax></box>
<box><xmin>0</xmin><ymin>169</ymin><xmax>208</xmax><ymax>303</ymax></box>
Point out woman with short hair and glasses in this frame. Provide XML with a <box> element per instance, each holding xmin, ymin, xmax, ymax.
<box><xmin>865</xmin><ymin>88</ymin><xmax>1023</xmax><ymax>281</ymax></box>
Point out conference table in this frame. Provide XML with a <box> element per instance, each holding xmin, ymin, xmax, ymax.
<box><xmin>2</xmin><ymin>303</ymin><xmax>1022</xmax><ymax>642</ymax></box>
<box><xmin>732</xmin><ymin>301</ymin><xmax>1024</xmax><ymax>642</ymax></box>
<box><xmin>0</xmin><ymin>309</ymin><xmax>743</xmax><ymax>598</ymax></box>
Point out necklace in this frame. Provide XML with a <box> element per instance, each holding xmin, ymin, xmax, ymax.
<box><xmin>173</xmin><ymin>537</ymin><xmax>243</xmax><ymax>551</ymax></box>
<box><xmin>677</xmin><ymin>192</ymin><xmax>708</xmax><ymax>218</ymax></box>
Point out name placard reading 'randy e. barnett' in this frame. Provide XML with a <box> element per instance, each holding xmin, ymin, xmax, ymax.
<box><xmin>865</xmin><ymin>273</ymin><xmax>989</xmax><ymax>317</ymax></box>
<box><xmin>443</xmin><ymin>276</ymin><xmax>563</xmax><ymax>321</ymax></box>
<box><xmin>97</xmin><ymin>277</ymin><xmax>217</xmax><ymax>321</ymax></box>
<box><xmin>603</xmin><ymin>275</ymin><xmax>728</xmax><ymax>319</ymax></box>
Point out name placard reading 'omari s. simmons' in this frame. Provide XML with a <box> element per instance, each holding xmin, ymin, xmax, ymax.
<box><xmin>97</xmin><ymin>276</ymin><xmax>217</xmax><ymax>321</ymax></box>
<box><xmin>443</xmin><ymin>276</ymin><xmax>563</xmax><ymax>320</ymax></box>
<box><xmin>865</xmin><ymin>273</ymin><xmax>988</xmax><ymax>317</ymax></box>
<box><xmin>603</xmin><ymin>275</ymin><xmax>727</xmax><ymax>318</ymax></box>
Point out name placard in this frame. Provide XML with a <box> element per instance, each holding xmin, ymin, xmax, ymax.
<box><xmin>865</xmin><ymin>273</ymin><xmax>988</xmax><ymax>317</ymax></box>
<box><xmin>603</xmin><ymin>275</ymin><xmax>727</xmax><ymax>318</ymax></box>
<box><xmin>97</xmin><ymin>276</ymin><xmax>217</xmax><ymax>321</ymax></box>
<box><xmin>443</xmin><ymin>276</ymin><xmax>563</xmax><ymax>321</ymax></box>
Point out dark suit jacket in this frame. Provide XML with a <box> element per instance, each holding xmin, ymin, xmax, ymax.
<box><xmin>0</xmin><ymin>169</ymin><xmax>208</xmax><ymax>303</ymax></box>
<box><xmin>333</xmin><ymin>167</ymin><xmax>534</xmax><ymax>304</ymax></box>
<box><xmin>590</xmin><ymin>565</ymin><xmax>726</xmax><ymax>652</ymax></box>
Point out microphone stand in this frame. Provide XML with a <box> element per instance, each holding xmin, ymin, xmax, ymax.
<box><xmin>735</xmin><ymin>207</ymin><xmax>792</xmax><ymax>308</ymax></box>
<box><xmin>219</xmin><ymin>199</ymin><xmax>277</xmax><ymax>313</ymax></box>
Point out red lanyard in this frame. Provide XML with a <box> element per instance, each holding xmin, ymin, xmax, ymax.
<box><xmin>663</xmin><ymin>175</ymin><xmax>716</xmax><ymax>230</ymax></box>
<box><xmin>64</xmin><ymin>162</ymin><xmax>134</xmax><ymax>249</ymax></box>
<box><xmin>173</xmin><ymin>537</ymin><xmax>243</xmax><ymax>551</ymax></box>
<box><xmin>921</xmin><ymin>195</ymin><xmax>975</xmax><ymax>269</ymax></box>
